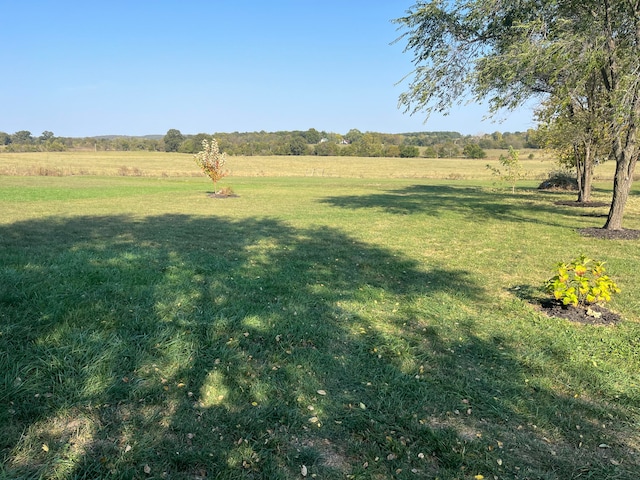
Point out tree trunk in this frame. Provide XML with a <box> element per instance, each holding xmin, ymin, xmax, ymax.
<box><xmin>578</xmin><ymin>161</ymin><xmax>593</xmax><ymax>203</ymax></box>
<box><xmin>604</xmin><ymin>149</ymin><xmax>638</xmax><ymax>230</ymax></box>
<box><xmin>603</xmin><ymin>88</ymin><xmax>640</xmax><ymax>230</ymax></box>
<box><xmin>575</xmin><ymin>143</ymin><xmax>594</xmax><ymax>203</ymax></box>
<box><xmin>601</xmin><ymin>0</ymin><xmax>640</xmax><ymax>230</ymax></box>
<box><xmin>573</xmin><ymin>142</ymin><xmax>594</xmax><ymax>202</ymax></box>
<box><xmin>575</xmin><ymin>145</ymin><xmax>585</xmax><ymax>202</ymax></box>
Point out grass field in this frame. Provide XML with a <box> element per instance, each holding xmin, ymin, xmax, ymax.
<box><xmin>0</xmin><ymin>149</ymin><xmax>620</xmax><ymax>181</ymax></box>
<box><xmin>1</xmin><ymin>152</ymin><xmax>639</xmax><ymax>479</ymax></box>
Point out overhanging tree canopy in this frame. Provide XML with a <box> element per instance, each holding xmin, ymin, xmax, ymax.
<box><xmin>395</xmin><ymin>0</ymin><xmax>640</xmax><ymax>230</ymax></box>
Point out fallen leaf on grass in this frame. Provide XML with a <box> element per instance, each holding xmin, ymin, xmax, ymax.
<box><xmin>42</xmin><ymin>444</ymin><xmax>49</xmax><ymax>452</ymax></box>
<box><xmin>144</xmin><ymin>464</ymin><xmax>151</xmax><ymax>474</ymax></box>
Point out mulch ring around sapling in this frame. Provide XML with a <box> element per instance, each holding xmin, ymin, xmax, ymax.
<box><xmin>539</xmin><ymin>299</ymin><xmax>623</xmax><ymax>325</ymax></box>
<box><xmin>207</xmin><ymin>191</ymin><xmax>239</xmax><ymax>199</ymax></box>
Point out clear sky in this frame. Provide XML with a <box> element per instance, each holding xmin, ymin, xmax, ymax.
<box><xmin>1</xmin><ymin>1</ymin><xmax>537</xmax><ymax>138</ymax></box>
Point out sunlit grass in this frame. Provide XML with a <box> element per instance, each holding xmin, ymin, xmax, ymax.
<box><xmin>0</xmin><ymin>167</ymin><xmax>639</xmax><ymax>479</ymax></box>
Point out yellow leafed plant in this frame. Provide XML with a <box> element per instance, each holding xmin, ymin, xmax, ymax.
<box><xmin>545</xmin><ymin>254</ymin><xmax>620</xmax><ymax>307</ymax></box>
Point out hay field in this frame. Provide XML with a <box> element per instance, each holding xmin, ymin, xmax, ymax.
<box><xmin>0</xmin><ymin>149</ymin><xmax>617</xmax><ymax>180</ymax></box>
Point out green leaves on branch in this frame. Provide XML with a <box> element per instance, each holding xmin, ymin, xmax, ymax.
<box><xmin>395</xmin><ymin>0</ymin><xmax>640</xmax><ymax>230</ymax></box>
<box><xmin>486</xmin><ymin>146</ymin><xmax>522</xmax><ymax>193</ymax></box>
<box><xmin>545</xmin><ymin>255</ymin><xmax>620</xmax><ymax>307</ymax></box>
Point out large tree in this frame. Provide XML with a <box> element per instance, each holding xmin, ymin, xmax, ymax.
<box><xmin>163</xmin><ymin>128</ymin><xmax>184</xmax><ymax>153</ymax></box>
<box><xmin>536</xmin><ymin>72</ymin><xmax>611</xmax><ymax>203</ymax></box>
<box><xmin>39</xmin><ymin>131</ymin><xmax>55</xmax><ymax>142</ymax></box>
<box><xmin>395</xmin><ymin>0</ymin><xmax>640</xmax><ymax>229</ymax></box>
<box><xmin>597</xmin><ymin>0</ymin><xmax>640</xmax><ymax>229</ymax></box>
<box><xmin>12</xmin><ymin>130</ymin><xmax>33</xmax><ymax>144</ymax></box>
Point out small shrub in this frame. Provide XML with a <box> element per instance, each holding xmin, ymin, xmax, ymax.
<box><xmin>538</xmin><ymin>170</ymin><xmax>578</xmax><ymax>190</ymax></box>
<box><xmin>462</xmin><ymin>143</ymin><xmax>487</xmax><ymax>159</ymax></box>
<box><xmin>545</xmin><ymin>254</ymin><xmax>620</xmax><ymax>307</ymax></box>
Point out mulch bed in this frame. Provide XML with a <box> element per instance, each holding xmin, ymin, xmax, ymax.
<box><xmin>554</xmin><ymin>200</ymin><xmax>610</xmax><ymax>208</ymax></box>
<box><xmin>551</xmin><ymin>201</ymin><xmax>640</xmax><ymax>239</ymax></box>
<box><xmin>578</xmin><ymin>227</ymin><xmax>640</xmax><ymax>240</ymax></box>
<box><xmin>539</xmin><ymin>300</ymin><xmax>622</xmax><ymax>325</ymax></box>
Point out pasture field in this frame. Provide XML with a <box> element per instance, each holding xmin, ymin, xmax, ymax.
<box><xmin>0</xmin><ymin>149</ymin><xmax>619</xmax><ymax>180</ymax></box>
<box><xmin>1</xmin><ymin>152</ymin><xmax>639</xmax><ymax>479</ymax></box>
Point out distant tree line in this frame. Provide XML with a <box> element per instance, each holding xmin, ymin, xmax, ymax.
<box><xmin>161</xmin><ymin>128</ymin><xmax>540</xmax><ymax>158</ymax></box>
<box><xmin>0</xmin><ymin>128</ymin><xmax>540</xmax><ymax>159</ymax></box>
<box><xmin>0</xmin><ymin>130</ymin><xmax>164</xmax><ymax>153</ymax></box>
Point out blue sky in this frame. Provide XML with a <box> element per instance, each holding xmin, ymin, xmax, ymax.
<box><xmin>1</xmin><ymin>1</ymin><xmax>537</xmax><ymax>137</ymax></box>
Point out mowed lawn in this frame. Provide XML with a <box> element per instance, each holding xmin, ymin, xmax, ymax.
<box><xmin>1</xmin><ymin>152</ymin><xmax>639</xmax><ymax>479</ymax></box>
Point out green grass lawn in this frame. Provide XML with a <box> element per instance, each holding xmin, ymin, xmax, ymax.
<box><xmin>1</xmin><ymin>163</ymin><xmax>639</xmax><ymax>479</ymax></box>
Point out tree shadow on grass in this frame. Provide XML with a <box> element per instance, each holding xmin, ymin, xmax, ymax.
<box><xmin>319</xmin><ymin>184</ymin><xmax>589</xmax><ymax>228</ymax></box>
<box><xmin>0</xmin><ymin>214</ymin><xmax>638</xmax><ymax>479</ymax></box>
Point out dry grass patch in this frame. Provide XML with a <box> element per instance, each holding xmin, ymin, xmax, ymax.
<box><xmin>0</xmin><ymin>149</ymin><xmax>601</xmax><ymax>180</ymax></box>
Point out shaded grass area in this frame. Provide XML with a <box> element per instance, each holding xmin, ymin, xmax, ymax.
<box><xmin>0</xmin><ymin>177</ymin><xmax>639</xmax><ymax>479</ymax></box>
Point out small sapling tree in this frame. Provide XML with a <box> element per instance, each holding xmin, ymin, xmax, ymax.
<box><xmin>486</xmin><ymin>146</ymin><xmax>523</xmax><ymax>193</ymax></box>
<box><xmin>194</xmin><ymin>138</ymin><xmax>228</xmax><ymax>194</ymax></box>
